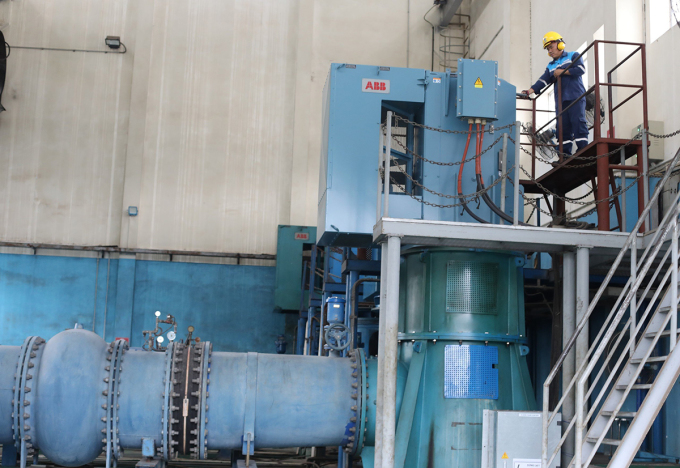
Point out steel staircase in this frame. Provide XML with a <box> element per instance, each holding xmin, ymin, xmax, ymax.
<box><xmin>541</xmin><ymin>146</ymin><xmax>680</xmax><ymax>468</ymax></box>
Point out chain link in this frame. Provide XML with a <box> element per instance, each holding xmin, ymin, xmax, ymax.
<box><xmin>391</xmin><ymin>114</ymin><xmax>516</xmax><ymax>134</ymax></box>
<box><xmin>519</xmin><ymin>165</ymin><xmax>643</xmax><ymax>205</ymax></box>
<box><xmin>383</xmin><ymin>161</ymin><xmax>516</xmax><ymax>209</ymax></box>
<box><xmin>390</xmin><ymin>133</ymin><xmax>505</xmax><ymax>167</ymax></box>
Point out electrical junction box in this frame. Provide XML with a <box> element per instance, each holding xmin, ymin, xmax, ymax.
<box><xmin>632</xmin><ymin>120</ymin><xmax>664</xmax><ymax>164</ymax></box>
<box><xmin>456</xmin><ymin>58</ymin><xmax>499</xmax><ymax>121</ymax></box>
<box><xmin>481</xmin><ymin>410</ymin><xmax>561</xmax><ymax>468</ymax></box>
<box><xmin>274</xmin><ymin>225</ymin><xmax>316</xmax><ymax>312</ymax></box>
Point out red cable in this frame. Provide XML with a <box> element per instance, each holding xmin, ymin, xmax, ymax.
<box><xmin>475</xmin><ymin>123</ymin><xmax>485</xmax><ymax>185</ymax></box>
<box><xmin>457</xmin><ymin>124</ymin><xmax>474</xmax><ymax>195</ymax></box>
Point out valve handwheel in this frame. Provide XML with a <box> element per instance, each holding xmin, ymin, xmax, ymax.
<box><xmin>324</xmin><ymin>323</ymin><xmax>350</xmax><ymax>351</ymax></box>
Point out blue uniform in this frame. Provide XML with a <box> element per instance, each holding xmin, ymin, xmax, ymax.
<box><xmin>532</xmin><ymin>51</ymin><xmax>588</xmax><ymax>154</ymax></box>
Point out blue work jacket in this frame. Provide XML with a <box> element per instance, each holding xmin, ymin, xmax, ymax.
<box><xmin>531</xmin><ymin>51</ymin><xmax>586</xmax><ymax>103</ymax></box>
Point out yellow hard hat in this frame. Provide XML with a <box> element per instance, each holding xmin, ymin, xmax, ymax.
<box><xmin>542</xmin><ymin>31</ymin><xmax>565</xmax><ymax>50</ymax></box>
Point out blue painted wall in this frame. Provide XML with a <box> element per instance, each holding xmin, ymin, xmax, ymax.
<box><xmin>0</xmin><ymin>253</ymin><xmax>286</xmax><ymax>353</ymax></box>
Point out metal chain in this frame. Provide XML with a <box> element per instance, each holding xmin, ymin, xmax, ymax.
<box><xmin>391</xmin><ymin>133</ymin><xmax>506</xmax><ymax>167</ymax></box>
<box><xmin>648</xmin><ymin>129</ymin><xmax>680</xmax><ymax>139</ymax></box>
<box><xmin>383</xmin><ymin>163</ymin><xmax>515</xmax><ymax>209</ymax></box>
<box><xmin>391</xmin><ymin>114</ymin><xmax>516</xmax><ymax>134</ymax></box>
<box><xmin>519</xmin><ymin>165</ymin><xmax>643</xmax><ymax>205</ymax></box>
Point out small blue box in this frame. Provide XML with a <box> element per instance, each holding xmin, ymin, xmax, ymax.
<box><xmin>326</xmin><ymin>296</ymin><xmax>346</xmax><ymax>323</ymax></box>
<box><xmin>456</xmin><ymin>59</ymin><xmax>499</xmax><ymax>121</ymax></box>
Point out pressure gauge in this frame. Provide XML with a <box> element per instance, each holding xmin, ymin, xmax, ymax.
<box><xmin>188</xmin><ymin>326</ymin><xmax>195</xmax><ymax>333</ymax></box>
<box><xmin>157</xmin><ymin>336</ymin><xmax>164</xmax><ymax>344</ymax></box>
<box><xmin>155</xmin><ymin>311</ymin><xmax>161</xmax><ymax>317</ymax></box>
<box><xmin>167</xmin><ymin>331</ymin><xmax>176</xmax><ymax>342</ymax></box>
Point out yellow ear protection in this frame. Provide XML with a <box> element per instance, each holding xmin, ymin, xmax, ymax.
<box><xmin>557</xmin><ymin>39</ymin><xmax>565</xmax><ymax>51</ymax></box>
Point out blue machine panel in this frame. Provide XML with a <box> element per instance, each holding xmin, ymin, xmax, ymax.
<box><xmin>444</xmin><ymin>345</ymin><xmax>498</xmax><ymax>399</ymax></box>
<box><xmin>317</xmin><ymin>62</ymin><xmax>517</xmax><ymax>246</ymax></box>
<box><xmin>456</xmin><ymin>59</ymin><xmax>499</xmax><ymax>121</ymax></box>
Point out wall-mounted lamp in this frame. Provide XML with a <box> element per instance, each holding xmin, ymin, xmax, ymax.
<box><xmin>105</xmin><ymin>36</ymin><xmax>121</xmax><ymax>50</ymax></box>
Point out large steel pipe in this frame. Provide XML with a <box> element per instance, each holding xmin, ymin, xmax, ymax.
<box><xmin>0</xmin><ymin>329</ymin><xmax>366</xmax><ymax>467</ymax></box>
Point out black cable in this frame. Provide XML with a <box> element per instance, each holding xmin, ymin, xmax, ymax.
<box><xmin>477</xmin><ymin>174</ymin><xmax>531</xmax><ymax>226</ymax></box>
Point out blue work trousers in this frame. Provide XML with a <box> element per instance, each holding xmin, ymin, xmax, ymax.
<box><xmin>557</xmin><ymin>98</ymin><xmax>588</xmax><ymax>155</ymax></box>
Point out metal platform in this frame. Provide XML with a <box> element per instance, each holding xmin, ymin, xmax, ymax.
<box><xmin>372</xmin><ymin>217</ymin><xmax>670</xmax><ymax>278</ymax></box>
<box><xmin>373</xmin><ymin>217</ymin><xmax>635</xmax><ymax>254</ymax></box>
<box><xmin>521</xmin><ymin>138</ymin><xmax>644</xmax><ymax>195</ymax></box>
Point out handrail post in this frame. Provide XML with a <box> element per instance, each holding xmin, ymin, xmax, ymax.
<box><xmin>377</xmin><ymin>125</ymin><xmax>385</xmax><ymax>223</ymax></box>
<box><xmin>630</xmin><ymin>242</ymin><xmax>637</xmax><ymax>357</ymax></box>
<box><xmin>514</xmin><ymin>122</ymin><xmax>520</xmax><ymax>226</ymax></box>
<box><xmin>672</xmin><ymin>209</ymin><xmax>678</xmax><ymax>350</ymax></box>
<box><xmin>562</xmin><ymin>251</ymin><xmax>576</xmax><ymax>468</ymax></box>
<box><xmin>593</xmin><ymin>41</ymin><xmax>602</xmax><ymax>141</ymax></box>
<box><xmin>620</xmin><ymin>147</ymin><xmax>627</xmax><ymax>232</ymax></box>
<box><xmin>384</xmin><ymin>111</ymin><xmax>393</xmax><ymax>218</ymax></box>
<box><xmin>642</xmin><ymin>129</ymin><xmax>650</xmax><ymax>230</ymax></box>
<box><xmin>532</xmin><ymin>98</ymin><xmax>537</xmax><ymax>178</ymax></box>
<box><xmin>557</xmin><ymin>78</ymin><xmax>564</xmax><ymax>160</ymax></box>
<box><xmin>575</xmin><ymin>380</ymin><xmax>584</xmax><ymax>468</ymax></box>
<box><xmin>542</xmin><ymin>385</ymin><xmax>550</xmax><ymax>468</ymax></box>
<box><xmin>500</xmin><ymin>133</ymin><xmax>508</xmax><ymax>217</ymax></box>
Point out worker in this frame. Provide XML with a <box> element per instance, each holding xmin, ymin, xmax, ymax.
<box><xmin>523</xmin><ymin>31</ymin><xmax>588</xmax><ymax>155</ymax></box>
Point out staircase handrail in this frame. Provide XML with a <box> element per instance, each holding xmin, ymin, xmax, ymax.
<box><xmin>541</xmin><ymin>143</ymin><xmax>680</xmax><ymax>467</ymax></box>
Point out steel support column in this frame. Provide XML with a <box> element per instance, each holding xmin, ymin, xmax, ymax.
<box><xmin>562</xmin><ymin>251</ymin><xmax>576</xmax><ymax>467</ymax></box>
<box><xmin>379</xmin><ymin>236</ymin><xmax>401</xmax><ymax>468</ymax></box>
<box><xmin>375</xmin><ymin>243</ymin><xmax>388</xmax><ymax>468</ymax></box>
<box><xmin>575</xmin><ymin>246</ymin><xmax>591</xmax><ymax>443</ymax></box>
<box><xmin>596</xmin><ymin>143</ymin><xmax>610</xmax><ymax>231</ymax></box>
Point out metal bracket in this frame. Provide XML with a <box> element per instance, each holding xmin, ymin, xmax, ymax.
<box><xmin>444</xmin><ymin>69</ymin><xmax>451</xmax><ymax>117</ymax></box>
<box><xmin>394</xmin><ymin>341</ymin><xmax>428</xmax><ymax>468</ymax></box>
<box><xmin>241</xmin><ymin>353</ymin><xmax>258</xmax><ymax>455</ymax></box>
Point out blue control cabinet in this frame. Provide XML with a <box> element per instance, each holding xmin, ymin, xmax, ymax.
<box><xmin>456</xmin><ymin>59</ymin><xmax>499</xmax><ymax>121</ymax></box>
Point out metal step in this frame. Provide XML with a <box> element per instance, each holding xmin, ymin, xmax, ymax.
<box><xmin>587</xmin><ymin>436</ymin><xmax>621</xmax><ymax>446</ymax></box>
<box><xmin>616</xmin><ymin>383</ymin><xmax>653</xmax><ymax>390</ymax></box>
<box><xmin>645</xmin><ymin>329</ymin><xmax>680</xmax><ymax>338</ymax></box>
<box><xmin>601</xmin><ymin>411</ymin><xmax>637</xmax><ymax>418</ymax></box>
<box><xmin>631</xmin><ymin>355</ymin><xmax>668</xmax><ymax>364</ymax></box>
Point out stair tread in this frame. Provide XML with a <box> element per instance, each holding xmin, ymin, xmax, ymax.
<box><xmin>587</xmin><ymin>436</ymin><xmax>621</xmax><ymax>446</ymax></box>
<box><xmin>601</xmin><ymin>410</ymin><xmax>637</xmax><ymax>418</ymax></box>
<box><xmin>644</xmin><ymin>329</ymin><xmax>680</xmax><ymax>338</ymax></box>
<box><xmin>616</xmin><ymin>383</ymin><xmax>653</xmax><ymax>390</ymax></box>
<box><xmin>631</xmin><ymin>355</ymin><xmax>668</xmax><ymax>364</ymax></box>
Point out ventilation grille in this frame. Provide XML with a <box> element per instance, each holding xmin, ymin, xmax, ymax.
<box><xmin>444</xmin><ymin>345</ymin><xmax>498</xmax><ymax>399</ymax></box>
<box><xmin>446</xmin><ymin>261</ymin><xmax>498</xmax><ymax>314</ymax></box>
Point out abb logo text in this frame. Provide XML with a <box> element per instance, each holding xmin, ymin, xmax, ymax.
<box><xmin>361</xmin><ymin>79</ymin><xmax>390</xmax><ymax>94</ymax></box>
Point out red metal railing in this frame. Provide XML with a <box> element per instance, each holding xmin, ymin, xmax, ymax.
<box><xmin>517</xmin><ymin>40</ymin><xmax>648</xmax><ymax>177</ymax></box>
<box><xmin>516</xmin><ymin>40</ymin><xmax>649</xmax><ymax>232</ymax></box>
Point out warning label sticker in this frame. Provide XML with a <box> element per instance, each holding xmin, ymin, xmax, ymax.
<box><xmin>501</xmin><ymin>453</ymin><xmax>509</xmax><ymax>459</ymax></box>
<box><xmin>432</xmin><ymin>77</ymin><xmax>441</xmax><ymax>83</ymax></box>
<box><xmin>474</xmin><ymin>77</ymin><xmax>483</xmax><ymax>88</ymax></box>
<box><xmin>512</xmin><ymin>459</ymin><xmax>541</xmax><ymax>468</ymax></box>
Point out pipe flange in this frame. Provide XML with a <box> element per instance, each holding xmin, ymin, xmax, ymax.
<box><xmin>344</xmin><ymin>349</ymin><xmax>365</xmax><ymax>455</ymax></box>
<box><xmin>168</xmin><ymin>342</ymin><xmax>186</xmax><ymax>459</ymax></box>
<box><xmin>160</xmin><ymin>342</ymin><xmax>174</xmax><ymax>460</ymax></box>
<box><xmin>12</xmin><ymin>336</ymin><xmax>45</xmax><ymax>459</ymax></box>
<box><xmin>187</xmin><ymin>343</ymin><xmax>204</xmax><ymax>459</ymax></box>
<box><xmin>197</xmin><ymin>342</ymin><xmax>212</xmax><ymax>459</ymax></box>
<box><xmin>101</xmin><ymin>339</ymin><xmax>128</xmax><ymax>465</ymax></box>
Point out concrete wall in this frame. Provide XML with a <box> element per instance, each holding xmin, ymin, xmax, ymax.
<box><xmin>0</xmin><ymin>0</ymin><xmax>437</xmax><ymax>255</ymax></box>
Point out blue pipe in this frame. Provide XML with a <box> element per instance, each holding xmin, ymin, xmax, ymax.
<box><xmin>0</xmin><ymin>329</ymin><xmax>381</xmax><ymax>467</ymax></box>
